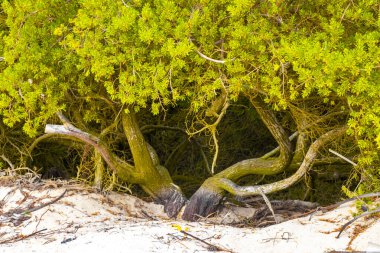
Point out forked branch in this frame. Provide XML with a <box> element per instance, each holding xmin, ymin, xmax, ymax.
<box><xmin>249</xmin><ymin>96</ymin><xmax>292</xmax><ymax>163</ymax></box>
<box><xmin>217</xmin><ymin>126</ymin><xmax>348</xmax><ymax>196</ymax></box>
<box><xmin>43</xmin><ymin>113</ymin><xmax>138</xmax><ymax>183</ymax></box>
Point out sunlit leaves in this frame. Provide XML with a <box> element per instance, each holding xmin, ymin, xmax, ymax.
<box><xmin>0</xmin><ymin>0</ymin><xmax>77</xmax><ymax>136</ymax></box>
<box><xmin>0</xmin><ymin>0</ymin><xmax>379</xmax><ymax>183</ymax></box>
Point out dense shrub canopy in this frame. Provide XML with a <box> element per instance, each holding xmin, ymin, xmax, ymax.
<box><xmin>0</xmin><ymin>0</ymin><xmax>379</xmax><ymax>193</ymax></box>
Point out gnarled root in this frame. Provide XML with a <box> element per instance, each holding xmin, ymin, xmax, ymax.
<box><xmin>182</xmin><ymin>126</ymin><xmax>347</xmax><ymax>221</ymax></box>
<box><xmin>155</xmin><ymin>184</ymin><xmax>187</xmax><ymax>218</ymax></box>
<box><xmin>182</xmin><ymin>181</ymin><xmax>224</xmax><ymax>221</ymax></box>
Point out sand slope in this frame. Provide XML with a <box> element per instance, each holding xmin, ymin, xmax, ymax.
<box><xmin>0</xmin><ymin>185</ymin><xmax>379</xmax><ymax>253</ymax></box>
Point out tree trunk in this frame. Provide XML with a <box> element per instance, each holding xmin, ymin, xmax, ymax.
<box><xmin>93</xmin><ymin>150</ymin><xmax>105</xmax><ymax>190</ymax></box>
<box><xmin>182</xmin><ymin>96</ymin><xmax>293</xmax><ymax>221</ymax></box>
<box><xmin>121</xmin><ymin>111</ymin><xmax>186</xmax><ymax>217</ymax></box>
<box><xmin>42</xmin><ymin>112</ymin><xmax>186</xmax><ymax>218</ymax></box>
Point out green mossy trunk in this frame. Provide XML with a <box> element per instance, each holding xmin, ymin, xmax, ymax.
<box><xmin>122</xmin><ymin>111</ymin><xmax>186</xmax><ymax>217</ymax></box>
<box><xmin>37</xmin><ymin>112</ymin><xmax>186</xmax><ymax>218</ymax></box>
<box><xmin>93</xmin><ymin>150</ymin><xmax>105</xmax><ymax>190</ymax></box>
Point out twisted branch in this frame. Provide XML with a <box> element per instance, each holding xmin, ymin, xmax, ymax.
<box><xmin>217</xmin><ymin>126</ymin><xmax>348</xmax><ymax>196</ymax></box>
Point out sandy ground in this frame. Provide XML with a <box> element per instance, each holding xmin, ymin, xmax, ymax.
<box><xmin>0</xmin><ymin>183</ymin><xmax>379</xmax><ymax>253</ymax></box>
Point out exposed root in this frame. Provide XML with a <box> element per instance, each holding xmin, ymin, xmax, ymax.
<box><xmin>155</xmin><ymin>185</ymin><xmax>187</xmax><ymax>218</ymax></box>
<box><xmin>182</xmin><ymin>187</ymin><xmax>224</xmax><ymax>221</ymax></box>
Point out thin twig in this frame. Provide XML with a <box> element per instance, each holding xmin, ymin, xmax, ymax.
<box><xmin>210</xmin><ymin>130</ymin><xmax>219</xmax><ymax>174</ymax></box>
<box><xmin>140</xmin><ymin>125</ymin><xmax>187</xmax><ymax>135</ymax></box>
<box><xmin>339</xmin><ymin>3</ymin><xmax>351</xmax><ymax>23</ymax></box>
<box><xmin>4</xmin><ymin>190</ymin><xmax>67</xmax><ymax>217</ymax></box>
<box><xmin>262</xmin><ymin>110</ymin><xmax>347</xmax><ymax>160</ymax></box>
<box><xmin>196</xmin><ymin>50</ymin><xmax>226</xmax><ymax>64</ymax></box>
<box><xmin>140</xmin><ymin>210</ymin><xmax>158</xmax><ymax>220</ymax></box>
<box><xmin>35</xmin><ymin>208</ymin><xmax>50</xmax><ymax>231</ymax></box>
<box><xmin>258</xmin><ymin>188</ymin><xmax>279</xmax><ymax>224</ymax></box>
<box><xmin>262</xmin><ymin>231</ymin><xmax>294</xmax><ymax>244</ymax></box>
<box><xmin>328</xmin><ymin>149</ymin><xmax>357</xmax><ymax>166</ymax></box>
<box><xmin>1</xmin><ymin>187</ymin><xmax>17</xmax><ymax>203</ymax></box>
<box><xmin>261</xmin><ymin>132</ymin><xmax>299</xmax><ymax>159</ymax></box>
<box><xmin>193</xmin><ymin>139</ymin><xmax>211</xmax><ymax>174</ymax></box>
<box><xmin>0</xmin><ymin>228</ymin><xmax>47</xmax><ymax>244</ymax></box>
<box><xmin>121</xmin><ymin>0</ymin><xmax>129</xmax><ymax>7</ymax></box>
<box><xmin>25</xmin><ymin>190</ymin><xmax>67</xmax><ymax>214</ymax></box>
<box><xmin>320</xmin><ymin>192</ymin><xmax>380</xmax><ymax>213</ymax></box>
<box><xmin>0</xmin><ymin>154</ymin><xmax>15</xmax><ymax>169</ymax></box>
<box><xmin>296</xmin><ymin>192</ymin><xmax>380</xmax><ymax>221</ymax></box>
<box><xmin>336</xmin><ymin>206</ymin><xmax>380</xmax><ymax>238</ymax></box>
<box><xmin>180</xmin><ymin>230</ymin><xmax>235</xmax><ymax>253</ymax></box>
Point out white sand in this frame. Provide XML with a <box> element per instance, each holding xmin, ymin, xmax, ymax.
<box><xmin>0</xmin><ymin>186</ymin><xmax>379</xmax><ymax>253</ymax></box>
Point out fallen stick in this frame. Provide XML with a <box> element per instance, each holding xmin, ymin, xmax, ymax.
<box><xmin>0</xmin><ymin>229</ymin><xmax>47</xmax><ymax>244</ymax></box>
<box><xmin>16</xmin><ymin>190</ymin><xmax>67</xmax><ymax>215</ymax></box>
<box><xmin>328</xmin><ymin>149</ymin><xmax>357</xmax><ymax>166</ymax></box>
<box><xmin>290</xmin><ymin>192</ymin><xmax>380</xmax><ymax>220</ymax></box>
<box><xmin>319</xmin><ymin>192</ymin><xmax>380</xmax><ymax>213</ymax></box>
<box><xmin>336</xmin><ymin>206</ymin><xmax>380</xmax><ymax>238</ymax></box>
<box><xmin>258</xmin><ymin>188</ymin><xmax>279</xmax><ymax>224</ymax></box>
<box><xmin>2</xmin><ymin>190</ymin><xmax>67</xmax><ymax>226</ymax></box>
<box><xmin>180</xmin><ymin>230</ymin><xmax>235</xmax><ymax>253</ymax></box>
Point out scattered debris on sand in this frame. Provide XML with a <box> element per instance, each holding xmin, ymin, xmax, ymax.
<box><xmin>0</xmin><ymin>176</ymin><xmax>379</xmax><ymax>253</ymax></box>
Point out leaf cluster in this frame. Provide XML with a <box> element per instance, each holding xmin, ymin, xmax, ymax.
<box><xmin>0</xmin><ymin>0</ymin><xmax>379</xmax><ymax>191</ymax></box>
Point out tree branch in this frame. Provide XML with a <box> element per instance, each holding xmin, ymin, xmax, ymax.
<box><xmin>329</xmin><ymin>149</ymin><xmax>357</xmax><ymax>167</ymax></box>
<box><xmin>164</xmin><ymin>139</ymin><xmax>189</xmax><ymax>170</ymax></box>
<box><xmin>139</xmin><ymin>124</ymin><xmax>210</xmax><ymax>174</ymax></box>
<box><xmin>140</xmin><ymin>125</ymin><xmax>188</xmax><ymax>135</ymax></box>
<box><xmin>258</xmin><ymin>188</ymin><xmax>279</xmax><ymax>224</ymax></box>
<box><xmin>44</xmin><ymin>124</ymin><xmax>138</xmax><ymax>183</ymax></box>
<box><xmin>217</xmin><ymin>126</ymin><xmax>348</xmax><ymax>196</ymax></box>
<box><xmin>261</xmin><ymin>110</ymin><xmax>347</xmax><ymax>160</ymax></box>
<box><xmin>288</xmin><ymin>157</ymin><xmax>354</xmax><ymax>170</ymax></box>
<box><xmin>249</xmin><ymin>96</ymin><xmax>292</xmax><ymax>163</ymax></box>
<box><xmin>0</xmin><ymin>154</ymin><xmax>15</xmax><ymax>169</ymax></box>
<box><xmin>196</xmin><ymin>50</ymin><xmax>226</xmax><ymax>64</ymax></box>
<box><xmin>214</xmin><ymin>97</ymin><xmax>294</xmax><ymax>179</ymax></box>
<box><xmin>337</xmin><ymin>206</ymin><xmax>380</xmax><ymax>238</ymax></box>
<box><xmin>261</xmin><ymin>132</ymin><xmax>299</xmax><ymax>159</ymax></box>
<box><xmin>56</xmin><ymin>112</ymin><xmax>100</xmax><ymax>142</ymax></box>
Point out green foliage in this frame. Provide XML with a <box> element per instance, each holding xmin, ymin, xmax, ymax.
<box><xmin>0</xmin><ymin>0</ymin><xmax>379</xmax><ymax>192</ymax></box>
<box><xmin>0</xmin><ymin>0</ymin><xmax>79</xmax><ymax>136</ymax></box>
<box><xmin>59</xmin><ymin>0</ymin><xmax>196</xmax><ymax>114</ymax></box>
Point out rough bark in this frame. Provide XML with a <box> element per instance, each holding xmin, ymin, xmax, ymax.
<box><xmin>214</xmin><ymin>97</ymin><xmax>293</xmax><ymax>180</ymax></box>
<box><xmin>154</xmin><ymin>183</ymin><xmax>187</xmax><ymax>217</ymax></box>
